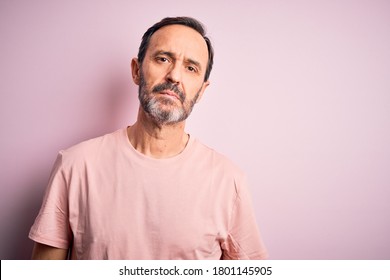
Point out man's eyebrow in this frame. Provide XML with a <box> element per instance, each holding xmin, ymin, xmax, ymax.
<box><xmin>153</xmin><ymin>50</ymin><xmax>175</xmax><ymax>59</ymax></box>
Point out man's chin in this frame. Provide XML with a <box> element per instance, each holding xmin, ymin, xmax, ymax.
<box><xmin>140</xmin><ymin>98</ymin><xmax>190</xmax><ymax>125</ymax></box>
<box><xmin>148</xmin><ymin>110</ymin><xmax>188</xmax><ymax>125</ymax></box>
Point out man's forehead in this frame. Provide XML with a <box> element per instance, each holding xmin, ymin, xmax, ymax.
<box><xmin>147</xmin><ymin>25</ymin><xmax>208</xmax><ymax>64</ymax></box>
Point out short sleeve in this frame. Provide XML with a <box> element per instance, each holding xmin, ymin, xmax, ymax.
<box><xmin>29</xmin><ymin>152</ymin><xmax>72</xmax><ymax>249</ymax></box>
<box><xmin>221</xmin><ymin>175</ymin><xmax>268</xmax><ymax>260</ymax></box>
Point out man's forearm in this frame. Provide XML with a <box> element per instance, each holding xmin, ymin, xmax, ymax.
<box><xmin>31</xmin><ymin>242</ymin><xmax>69</xmax><ymax>260</ymax></box>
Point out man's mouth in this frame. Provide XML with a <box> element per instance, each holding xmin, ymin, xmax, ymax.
<box><xmin>159</xmin><ymin>90</ymin><xmax>181</xmax><ymax>101</ymax></box>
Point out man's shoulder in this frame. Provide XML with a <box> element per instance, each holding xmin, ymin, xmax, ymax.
<box><xmin>58</xmin><ymin>128</ymin><xmax>124</xmax><ymax>166</ymax></box>
<box><xmin>192</xmin><ymin>138</ymin><xmax>245</xmax><ymax>177</ymax></box>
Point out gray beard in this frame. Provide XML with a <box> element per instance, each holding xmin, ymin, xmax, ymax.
<box><xmin>138</xmin><ymin>72</ymin><xmax>200</xmax><ymax>125</ymax></box>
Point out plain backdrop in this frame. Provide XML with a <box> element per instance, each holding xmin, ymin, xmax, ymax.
<box><xmin>1</xmin><ymin>0</ymin><xmax>389</xmax><ymax>259</ymax></box>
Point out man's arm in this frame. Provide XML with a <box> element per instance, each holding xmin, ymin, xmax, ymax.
<box><xmin>31</xmin><ymin>242</ymin><xmax>69</xmax><ymax>260</ymax></box>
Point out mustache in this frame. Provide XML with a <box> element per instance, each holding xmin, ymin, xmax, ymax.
<box><xmin>152</xmin><ymin>83</ymin><xmax>185</xmax><ymax>103</ymax></box>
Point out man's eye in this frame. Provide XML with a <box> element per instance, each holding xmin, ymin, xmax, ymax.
<box><xmin>157</xmin><ymin>57</ymin><xmax>169</xmax><ymax>63</ymax></box>
<box><xmin>187</xmin><ymin>66</ymin><xmax>197</xmax><ymax>72</ymax></box>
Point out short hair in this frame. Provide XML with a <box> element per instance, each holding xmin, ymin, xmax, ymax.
<box><xmin>137</xmin><ymin>17</ymin><xmax>214</xmax><ymax>82</ymax></box>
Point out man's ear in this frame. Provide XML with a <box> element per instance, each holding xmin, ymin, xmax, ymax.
<box><xmin>195</xmin><ymin>80</ymin><xmax>210</xmax><ymax>103</ymax></box>
<box><xmin>131</xmin><ymin>58</ymin><xmax>141</xmax><ymax>85</ymax></box>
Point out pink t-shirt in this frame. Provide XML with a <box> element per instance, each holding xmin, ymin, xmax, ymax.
<box><xmin>29</xmin><ymin>128</ymin><xmax>268</xmax><ymax>259</ymax></box>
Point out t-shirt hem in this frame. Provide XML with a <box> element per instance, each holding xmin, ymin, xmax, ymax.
<box><xmin>29</xmin><ymin>233</ymin><xmax>69</xmax><ymax>250</ymax></box>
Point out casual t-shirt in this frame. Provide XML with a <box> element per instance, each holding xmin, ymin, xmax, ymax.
<box><xmin>29</xmin><ymin>128</ymin><xmax>268</xmax><ymax>259</ymax></box>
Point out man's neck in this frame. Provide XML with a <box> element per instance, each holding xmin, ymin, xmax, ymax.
<box><xmin>127</xmin><ymin>109</ymin><xmax>189</xmax><ymax>159</ymax></box>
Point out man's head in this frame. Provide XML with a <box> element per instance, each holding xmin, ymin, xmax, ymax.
<box><xmin>138</xmin><ymin>17</ymin><xmax>214</xmax><ymax>82</ymax></box>
<box><xmin>131</xmin><ymin>17</ymin><xmax>214</xmax><ymax>125</ymax></box>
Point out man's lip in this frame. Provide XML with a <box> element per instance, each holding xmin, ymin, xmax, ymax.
<box><xmin>159</xmin><ymin>90</ymin><xmax>180</xmax><ymax>100</ymax></box>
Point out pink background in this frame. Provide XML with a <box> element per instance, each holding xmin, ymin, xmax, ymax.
<box><xmin>1</xmin><ymin>0</ymin><xmax>389</xmax><ymax>259</ymax></box>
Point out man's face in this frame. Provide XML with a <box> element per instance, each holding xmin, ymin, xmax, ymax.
<box><xmin>132</xmin><ymin>24</ymin><xmax>210</xmax><ymax>125</ymax></box>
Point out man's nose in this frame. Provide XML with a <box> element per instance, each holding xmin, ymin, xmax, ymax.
<box><xmin>166</xmin><ymin>63</ymin><xmax>182</xmax><ymax>84</ymax></box>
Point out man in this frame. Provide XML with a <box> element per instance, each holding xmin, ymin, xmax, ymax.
<box><xmin>29</xmin><ymin>17</ymin><xmax>268</xmax><ymax>260</ymax></box>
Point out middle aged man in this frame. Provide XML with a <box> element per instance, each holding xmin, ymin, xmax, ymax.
<box><xmin>29</xmin><ymin>17</ymin><xmax>268</xmax><ymax>260</ymax></box>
